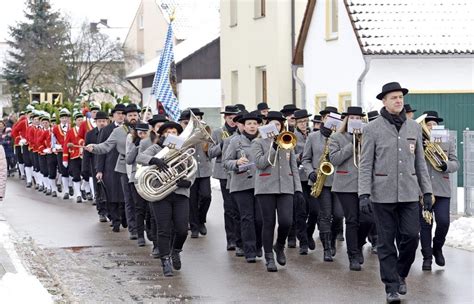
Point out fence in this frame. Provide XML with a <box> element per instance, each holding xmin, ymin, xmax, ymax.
<box><xmin>449</xmin><ymin>131</ymin><xmax>458</xmax><ymax>214</ymax></box>
<box><xmin>464</xmin><ymin>130</ymin><xmax>474</xmax><ymax>216</ymax></box>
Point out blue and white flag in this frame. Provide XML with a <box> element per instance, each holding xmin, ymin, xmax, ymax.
<box><xmin>150</xmin><ymin>22</ymin><xmax>180</xmax><ymax>121</ymax></box>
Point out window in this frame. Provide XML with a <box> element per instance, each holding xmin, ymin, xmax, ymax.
<box><xmin>231</xmin><ymin>71</ymin><xmax>239</xmax><ymax>103</ymax></box>
<box><xmin>254</xmin><ymin>0</ymin><xmax>266</xmax><ymax>18</ymax></box>
<box><xmin>315</xmin><ymin>94</ymin><xmax>328</xmax><ymax>114</ymax></box>
<box><xmin>325</xmin><ymin>0</ymin><xmax>338</xmax><ymax>40</ymax></box>
<box><xmin>255</xmin><ymin>67</ymin><xmax>267</xmax><ymax>103</ymax></box>
<box><xmin>139</xmin><ymin>14</ymin><xmax>144</xmax><ymax>30</ymax></box>
<box><xmin>338</xmin><ymin>92</ymin><xmax>351</xmax><ymax>112</ymax></box>
<box><xmin>230</xmin><ymin>0</ymin><xmax>238</xmax><ymax>27</ymax></box>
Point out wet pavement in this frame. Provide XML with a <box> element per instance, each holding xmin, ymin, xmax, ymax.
<box><xmin>1</xmin><ymin>179</ymin><xmax>473</xmax><ymax>303</ymax></box>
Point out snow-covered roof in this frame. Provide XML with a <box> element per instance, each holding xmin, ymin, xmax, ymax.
<box><xmin>156</xmin><ymin>0</ymin><xmax>220</xmax><ymax>40</ymax></box>
<box><xmin>125</xmin><ymin>27</ymin><xmax>219</xmax><ymax>79</ymax></box>
<box><xmin>346</xmin><ymin>0</ymin><xmax>474</xmax><ymax>55</ymax></box>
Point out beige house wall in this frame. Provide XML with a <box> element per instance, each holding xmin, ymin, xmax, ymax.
<box><xmin>220</xmin><ymin>0</ymin><xmax>306</xmax><ymax>111</ymax></box>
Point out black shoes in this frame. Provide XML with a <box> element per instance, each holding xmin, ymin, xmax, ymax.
<box><xmin>171</xmin><ymin>249</ymin><xmax>182</xmax><ymax>270</ymax></box>
<box><xmin>308</xmin><ymin>237</ymin><xmax>316</xmax><ymax>250</ymax></box>
<box><xmin>51</xmin><ymin>191</ymin><xmax>57</xmax><ymax>198</ymax></box>
<box><xmin>264</xmin><ymin>253</ymin><xmax>278</xmax><ymax>272</ymax></box>
<box><xmin>226</xmin><ymin>242</ymin><xmax>236</xmax><ymax>251</ymax></box>
<box><xmin>99</xmin><ymin>215</ymin><xmax>108</xmax><ymax>222</ymax></box>
<box><xmin>330</xmin><ymin>235</ymin><xmax>337</xmax><ymax>257</ymax></box>
<box><xmin>63</xmin><ymin>193</ymin><xmax>69</xmax><ymax>200</ymax></box>
<box><xmin>358</xmin><ymin>251</ymin><xmax>364</xmax><ymax>265</ymax></box>
<box><xmin>151</xmin><ymin>242</ymin><xmax>160</xmax><ymax>259</ymax></box>
<box><xmin>299</xmin><ymin>245</ymin><xmax>309</xmax><ymax>255</ymax></box>
<box><xmin>129</xmin><ymin>232</ymin><xmax>138</xmax><ymax>240</ymax></box>
<box><xmin>45</xmin><ymin>189</ymin><xmax>51</xmax><ymax>196</ymax></box>
<box><xmin>137</xmin><ymin>237</ymin><xmax>146</xmax><ymax>247</ymax></box>
<box><xmin>287</xmin><ymin>237</ymin><xmax>297</xmax><ymax>248</ymax></box>
<box><xmin>337</xmin><ymin>232</ymin><xmax>345</xmax><ymax>241</ymax></box>
<box><xmin>26</xmin><ymin>182</ymin><xmax>32</xmax><ymax>188</ymax></box>
<box><xmin>349</xmin><ymin>255</ymin><xmax>361</xmax><ymax>271</ymax></box>
<box><xmin>433</xmin><ymin>248</ymin><xmax>445</xmax><ymax>266</ymax></box>
<box><xmin>386</xmin><ymin>292</ymin><xmax>401</xmax><ymax>303</ymax></box>
<box><xmin>246</xmin><ymin>256</ymin><xmax>256</xmax><ymax>263</ymax></box>
<box><xmin>68</xmin><ymin>186</ymin><xmax>74</xmax><ymax>196</ymax></box>
<box><xmin>398</xmin><ymin>277</ymin><xmax>407</xmax><ymax>295</ymax></box>
<box><xmin>321</xmin><ymin>233</ymin><xmax>333</xmax><ymax>262</ymax></box>
<box><xmin>86</xmin><ymin>192</ymin><xmax>93</xmax><ymax>201</ymax></box>
<box><xmin>112</xmin><ymin>225</ymin><xmax>120</xmax><ymax>233</ymax></box>
<box><xmin>190</xmin><ymin>230</ymin><xmax>199</xmax><ymax>238</ymax></box>
<box><xmin>422</xmin><ymin>258</ymin><xmax>432</xmax><ymax>271</ymax></box>
<box><xmin>81</xmin><ymin>190</ymin><xmax>87</xmax><ymax>200</ymax></box>
<box><xmin>256</xmin><ymin>248</ymin><xmax>262</xmax><ymax>258</ymax></box>
<box><xmin>76</xmin><ymin>196</ymin><xmax>82</xmax><ymax>203</ymax></box>
<box><xmin>161</xmin><ymin>257</ymin><xmax>173</xmax><ymax>277</ymax></box>
<box><xmin>199</xmin><ymin>224</ymin><xmax>207</xmax><ymax>235</ymax></box>
<box><xmin>235</xmin><ymin>247</ymin><xmax>245</xmax><ymax>257</ymax></box>
<box><xmin>273</xmin><ymin>243</ymin><xmax>286</xmax><ymax>266</ymax></box>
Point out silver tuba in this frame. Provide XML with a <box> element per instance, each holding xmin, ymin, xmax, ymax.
<box><xmin>135</xmin><ymin>111</ymin><xmax>214</xmax><ymax>201</ymax></box>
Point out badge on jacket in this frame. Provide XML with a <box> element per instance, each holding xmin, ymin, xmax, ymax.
<box><xmin>409</xmin><ymin>143</ymin><xmax>415</xmax><ymax>154</ymax></box>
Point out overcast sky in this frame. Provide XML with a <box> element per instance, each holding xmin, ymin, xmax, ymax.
<box><xmin>0</xmin><ymin>0</ymin><xmax>141</xmax><ymax>41</ymax></box>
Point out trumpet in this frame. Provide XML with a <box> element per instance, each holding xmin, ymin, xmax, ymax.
<box><xmin>267</xmin><ymin>130</ymin><xmax>297</xmax><ymax>167</ymax></box>
<box><xmin>352</xmin><ymin>128</ymin><xmax>362</xmax><ymax>168</ymax></box>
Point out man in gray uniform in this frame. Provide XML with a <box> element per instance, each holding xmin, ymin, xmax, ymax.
<box><xmin>358</xmin><ymin>82</ymin><xmax>433</xmax><ymax>303</ymax></box>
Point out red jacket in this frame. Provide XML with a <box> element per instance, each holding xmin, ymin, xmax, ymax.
<box><xmin>37</xmin><ymin>129</ymin><xmax>53</xmax><ymax>155</ymax></box>
<box><xmin>27</xmin><ymin>125</ymin><xmax>41</xmax><ymax>152</ymax></box>
<box><xmin>52</xmin><ymin>124</ymin><xmax>69</xmax><ymax>153</ymax></box>
<box><xmin>63</xmin><ymin>127</ymin><xmax>84</xmax><ymax>162</ymax></box>
<box><xmin>11</xmin><ymin>116</ymin><xmax>28</xmax><ymax>147</ymax></box>
<box><xmin>78</xmin><ymin>119</ymin><xmax>94</xmax><ymax>140</ymax></box>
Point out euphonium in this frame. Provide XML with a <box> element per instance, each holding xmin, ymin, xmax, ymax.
<box><xmin>415</xmin><ymin>114</ymin><xmax>448</xmax><ymax>172</ymax></box>
<box><xmin>135</xmin><ymin>111</ymin><xmax>214</xmax><ymax>201</ymax></box>
<box><xmin>310</xmin><ymin>138</ymin><xmax>334</xmax><ymax>198</ymax></box>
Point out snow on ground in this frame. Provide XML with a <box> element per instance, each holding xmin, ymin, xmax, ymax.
<box><xmin>445</xmin><ymin>217</ymin><xmax>474</xmax><ymax>252</ymax></box>
<box><xmin>0</xmin><ymin>221</ymin><xmax>52</xmax><ymax>303</ymax></box>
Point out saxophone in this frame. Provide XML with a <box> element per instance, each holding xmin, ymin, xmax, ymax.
<box><xmin>310</xmin><ymin>138</ymin><xmax>334</xmax><ymax>198</ymax></box>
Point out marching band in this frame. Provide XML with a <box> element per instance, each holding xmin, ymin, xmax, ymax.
<box><xmin>7</xmin><ymin>81</ymin><xmax>459</xmax><ymax>303</ymax></box>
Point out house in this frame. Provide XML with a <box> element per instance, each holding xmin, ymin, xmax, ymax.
<box><xmin>293</xmin><ymin>0</ymin><xmax>474</xmax><ymax>186</ymax></box>
<box><xmin>220</xmin><ymin>0</ymin><xmax>307</xmax><ymax>111</ymax></box>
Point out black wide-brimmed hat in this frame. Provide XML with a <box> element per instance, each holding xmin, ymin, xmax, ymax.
<box><xmin>311</xmin><ymin>115</ymin><xmax>322</xmax><ymax>123</ymax></box>
<box><xmin>367</xmin><ymin>110</ymin><xmax>379</xmax><ymax>122</ymax></box>
<box><xmin>257</xmin><ymin>102</ymin><xmax>270</xmax><ymax>111</ymax></box>
<box><xmin>178</xmin><ymin>110</ymin><xmax>190</xmax><ymax>121</ymax></box>
<box><xmin>190</xmin><ymin>108</ymin><xmax>204</xmax><ymax>117</ymax></box>
<box><xmin>158</xmin><ymin>121</ymin><xmax>183</xmax><ymax>135</ymax></box>
<box><xmin>404</xmin><ymin>104</ymin><xmax>417</xmax><ymax>113</ymax></box>
<box><xmin>280</xmin><ymin>104</ymin><xmax>300</xmax><ymax>115</ymax></box>
<box><xmin>319</xmin><ymin>106</ymin><xmax>339</xmax><ymax>116</ymax></box>
<box><xmin>124</xmin><ymin>104</ymin><xmax>140</xmax><ymax>114</ymax></box>
<box><xmin>293</xmin><ymin>109</ymin><xmax>311</xmax><ymax>120</ymax></box>
<box><xmin>376</xmin><ymin>82</ymin><xmax>409</xmax><ymax>100</ymax></box>
<box><xmin>238</xmin><ymin>112</ymin><xmax>262</xmax><ymax>124</ymax></box>
<box><xmin>266</xmin><ymin>111</ymin><xmax>287</xmax><ymax>123</ymax></box>
<box><xmin>111</xmin><ymin>104</ymin><xmax>126</xmax><ymax>114</ymax></box>
<box><xmin>233</xmin><ymin>110</ymin><xmax>249</xmax><ymax>123</ymax></box>
<box><xmin>220</xmin><ymin>105</ymin><xmax>240</xmax><ymax>115</ymax></box>
<box><xmin>95</xmin><ymin>111</ymin><xmax>108</xmax><ymax>120</ymax></box>
<box><xmin>235</xmin><ymin>104</ymin><xmax>246</xmax><ymax>112</ymax></box>
<box><xmin>423</xmin><ymin>111</ymin><xmax>444</xmax><ymax>123</ymax></box>
<box><xmin>135</xmin><ymin>123</ymin><xmax>150</xmax><ymax>131</ymax></box>
<box><xmin>342</xmin><ymin>106</ymin><xmax>365</xmax><ymax>117</ymax></box>
<box><xmin>148</xmin><ymin>114</ymin><xmax>169</xmax><ymax>126</ymax></box>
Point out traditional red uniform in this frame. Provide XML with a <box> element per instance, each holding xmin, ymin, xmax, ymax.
<box><xmin>11</xmin><ymin>116</ymin><xmax>28</xmax><ymax>147</ymax></box>
<box><xmin>52</xmin><ymin>123</ymin><xmax>69</xmax><ymax>153</ymax></box>
<box><xmin>78</xmin><ymin>118</ymin><xmax>95</xmax><ymax>140</ymax></box>
<box><xmin>63</xmin><ymin>126</ymin><xmax>84</xmax><ymax>162</ymax></box>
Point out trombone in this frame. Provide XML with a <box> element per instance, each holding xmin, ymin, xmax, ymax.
<box><xmin>265</xmin><ymin>122</ymin><xmax>297</xmax><ymax>167</ymax></box>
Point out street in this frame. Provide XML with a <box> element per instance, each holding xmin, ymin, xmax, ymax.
<box><xmin>1</xmin><ymin>178</ymin><xmax>473</xmax><ymax>303</ymax></box>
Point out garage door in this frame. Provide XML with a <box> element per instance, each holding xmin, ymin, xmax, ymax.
<box><xmin>404</xmin><ymin>93</ymin><xmax>474</xmax><ymax>186</ymax></box>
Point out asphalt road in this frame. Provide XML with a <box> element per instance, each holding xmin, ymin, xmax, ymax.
<box><xmin>1</xmin><ymin>179</ymin><xmax>473</xmax><ymax>303</ymax></box>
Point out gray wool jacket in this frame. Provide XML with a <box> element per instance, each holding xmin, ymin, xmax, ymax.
<box><xmin>294</xmin><ymin>128</ymin><xmax>309</xmax><ymax>182</ymax></box>
<box><xmin>223</xmin><ymin>134</ymin><xmax>256</xmax><ymax>193</ymax></box>
<box><xmin>209</xmin><ymin>126</ymin><xmax>233</xmax><ymax>180</ymax></box>
<box><xmin>252</xmin><ymin>137</ymin><xmax>302</xmax><ymax>195</ymax></box>
<box><xmin>302</xmin><ymin>131</ymin><xmax>334</xmax><ymax>187</ymax></box>
<box><xmin>358</xmin><ymin>116</ymin><xmax>432</xmax><ymax>203</ymax></box>
<box><xmin>136</xmin><ymin>143</ymin><xmax>195</xmax><ymax>198</ymax></box>
<box><xmin>427</xmin><ymin>140</ymin><xmax>459</xmax><ymax>198</ymax></box>
<box><xmin>92</xmin><ymin>125</ymin><xmax>129</xmax><ymax>174</ymax></box>
<box><xmin>329</xmin><ymin>132</ymin><xmax>358</xmax><ymax>193</ymax></box>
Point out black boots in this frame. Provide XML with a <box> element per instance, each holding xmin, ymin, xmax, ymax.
<box><xmin>330</xmin><ymin>234</ymin><xmax>337</xmax><ymax>257</ymax></box>
<box><xmin>199</xmin><ymin>223</ymin><xmax>207</xmax><ymax>235</ymax></box>
<box><xmin>299</xmin><ymin>245</ymin><xmax>309</xmax><ymax>255</ymax></box>
<box><xmin>265</xmin><ymin>253</ymin><xmax>278</xmax><ymax>272</ymax></box>
<box><xmin>287</xmin><ymin>237</ymin><xmax>297</xmax><ymax>248</ymax></box>
<box><xmin>308</xmin><ymin>237</ymin><xmax>316</xmax><ymax>250</ymax></box>
<box><xmin>320</xmin><ymin>233</ymin><xmax>333</xmax><ymax>262</ymax></box>
<box><xmin>398</xmin><ymin>277</ymin><xmax>407</xmax><ymax>295</ymax></box>
<box><xmin>161</xmin><ymin>257</ymin><xmax>173</xmax><ymax>277</ymax></box>
<box><xmin>151</xmin><ymin>241</ymin><xmax>160</xmax><ymax>259</ymax></box>
<box><xmin>433</xmin><ymin>248</ymin><xmax>445</xmax><ymax>266</ymax></box>
<box><xmin>273</xmin><ymin>243</ymin><xmax>286</xmax><ymax>266</ymax></box>
<box><xmin>171</xmin><ymin>249</ymin><xmax>182</xmax><ymax>270</ymax></box>
<box><xmin>386</xmin><ymin>292</ymin><xmax>401</xmax><ymax>303</ymax></box>
<box><xmin>422</xmin><ymin>258</ymin><xmax>432</xmax><ymax>271</ymax></box>
<box><xmin>349</xmin><ymin>254</ymin><xmax>361</xmax><ymax>271</ymax></box>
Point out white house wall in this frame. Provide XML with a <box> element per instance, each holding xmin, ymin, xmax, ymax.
<box><xmin>303</xmin><ymin>0</ymin><xmax>365</xmax><ymax>113</ymax></box>
<box><xmin>363</xmin><ymin>57</ymin><xmax>474</xmax><ymax>111</ymax></box>
<box><xmin>178</xmin><ymin>79</ymin><xmax>221</xmax><ymax>110</ymax></box>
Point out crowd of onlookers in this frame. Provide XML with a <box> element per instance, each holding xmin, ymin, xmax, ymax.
<box><xmin>1</xmin><ymin>113</ymin><xmax>19</xmax><ymax>178</ymax></box>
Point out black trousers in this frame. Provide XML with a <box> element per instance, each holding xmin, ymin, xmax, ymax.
<box><xmin>373</xmin><ymin>202</ymin><xmax>420</xmax><ymax>293</ymax></box>
<box><xmin>46</xmin><ymin>154</ymin><xmax>58</xmax><ymax>179</ymax></box>
<box><xmin>107</xmin><ymin>201</ymin><xmax>125</xmax><ymax>229</ymax></box>
<box><xmin>130</xmin><ymin>183</ymin><xmax>149</xmax><ymax>238</ymax></box>
<box><xmin>256</xmin><ymin>194</ymin><xmax>293</xmax><ymax>254</ymax></box>
<box><xmin>56</xmin><ymin>153</ymin><xmax>69</xmax><ymax>176</ymax></box>
<box><xmin>15</xmin><ymin>146</ymin><xmax>24</xmax><ymax>164</ymax></box>
<box><xmin>232</xmin><ymin>189</ymin><xmax>262</xmax><ymax>258</ymax></box>
<box><xmin>69</xmin><ymin>158</ymin><xmax>82</xmax><ymax>182</ymax></box>
<box><xmin>189</xmin><ymin>177</ymin><xmax>212</xmax><ymax>232</ymax></box>
<box><xmin>39</xmin><ymin>154</ymin><xmax>48</xmax><ymax>178</ymax></box>
<box><xmin>307</xmin><ymin>190</ymin><xmax>320</xmax><ymax>241</ymax></box>
<box><xmin>146</xmin><ymin>202</ymin><xmax>158</xmax><ymax>242</ymax></box>
<box><xmin>420</xmin><ymin>196</ymin><xmax>450</xmax><ymax>258</ymax></box>
<box><xmin>120</xmin><ymin>174</ymin><xmax>137</xmax><ymax>234</ymax></box>
<box><xmin>151</xmin><ymin>193</ymin><xmax>189</xmax><ymax>258</ymax></box>
<box><xmin>293</xmin><ymin>182</ymin><xmax>310</xmax><ymax>247</ymax></box>
<box><xmin>220</xmin><ymin>179</ymin><xmax>239</xmax><ymax>245</ymax></box>
<box><xmin>22</xmin><ymin>146</ymin><xmax>32</xmax><ymax>167</ymax></box>
<box><xmin>318</xmin><ymin>186</ymin><xmax>343</xmax><ymax>234</ymax></box>
<box><xmin>32</xmin><ymin>152</ymin><xmax>40</xmax><ymax>172</ymax></box>
<box><xmin>336</xmin><ymin>192</ymin><xmax>374</xmax><ymax>257</ymax></box>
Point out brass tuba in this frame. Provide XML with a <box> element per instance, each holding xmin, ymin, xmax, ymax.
<box><xmin>415</xmin><ymin>114</ymin><xmax>448</xmax><ymax>172</ymax></box>
<box><xmin>310</xmin><ymin>137</ymin><xmax>334</xmax><ymax>198</ymax></box>
<box><xmin>135</xmin><ymin>111</ymin><xmax>214</xmax><ymax>201</ymax></box>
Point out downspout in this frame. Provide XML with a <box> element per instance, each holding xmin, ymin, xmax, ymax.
<box><xmin>127</xmin><ymin>79</ymin><xmax>143</xmax><ymax>105</ymax></box>
<box><xmin>357</xmin><ymin>56</ymin><xmax>371</xmax><ymax>107</ymax></box>
<box><xmin>292</xmin><ymin>65</ymin><xmax>306</xmax><ymax>109</ymax></box>
<box><xmin>291</xmin><ymin>0</ymin><xmax>296</xmax><ymax>105</ymax></box>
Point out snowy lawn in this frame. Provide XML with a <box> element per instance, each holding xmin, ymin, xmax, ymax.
<box><xmin>445</xmin><ymin>217</ymin><xmax>474</xmax><ymax>252</ymax></box>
